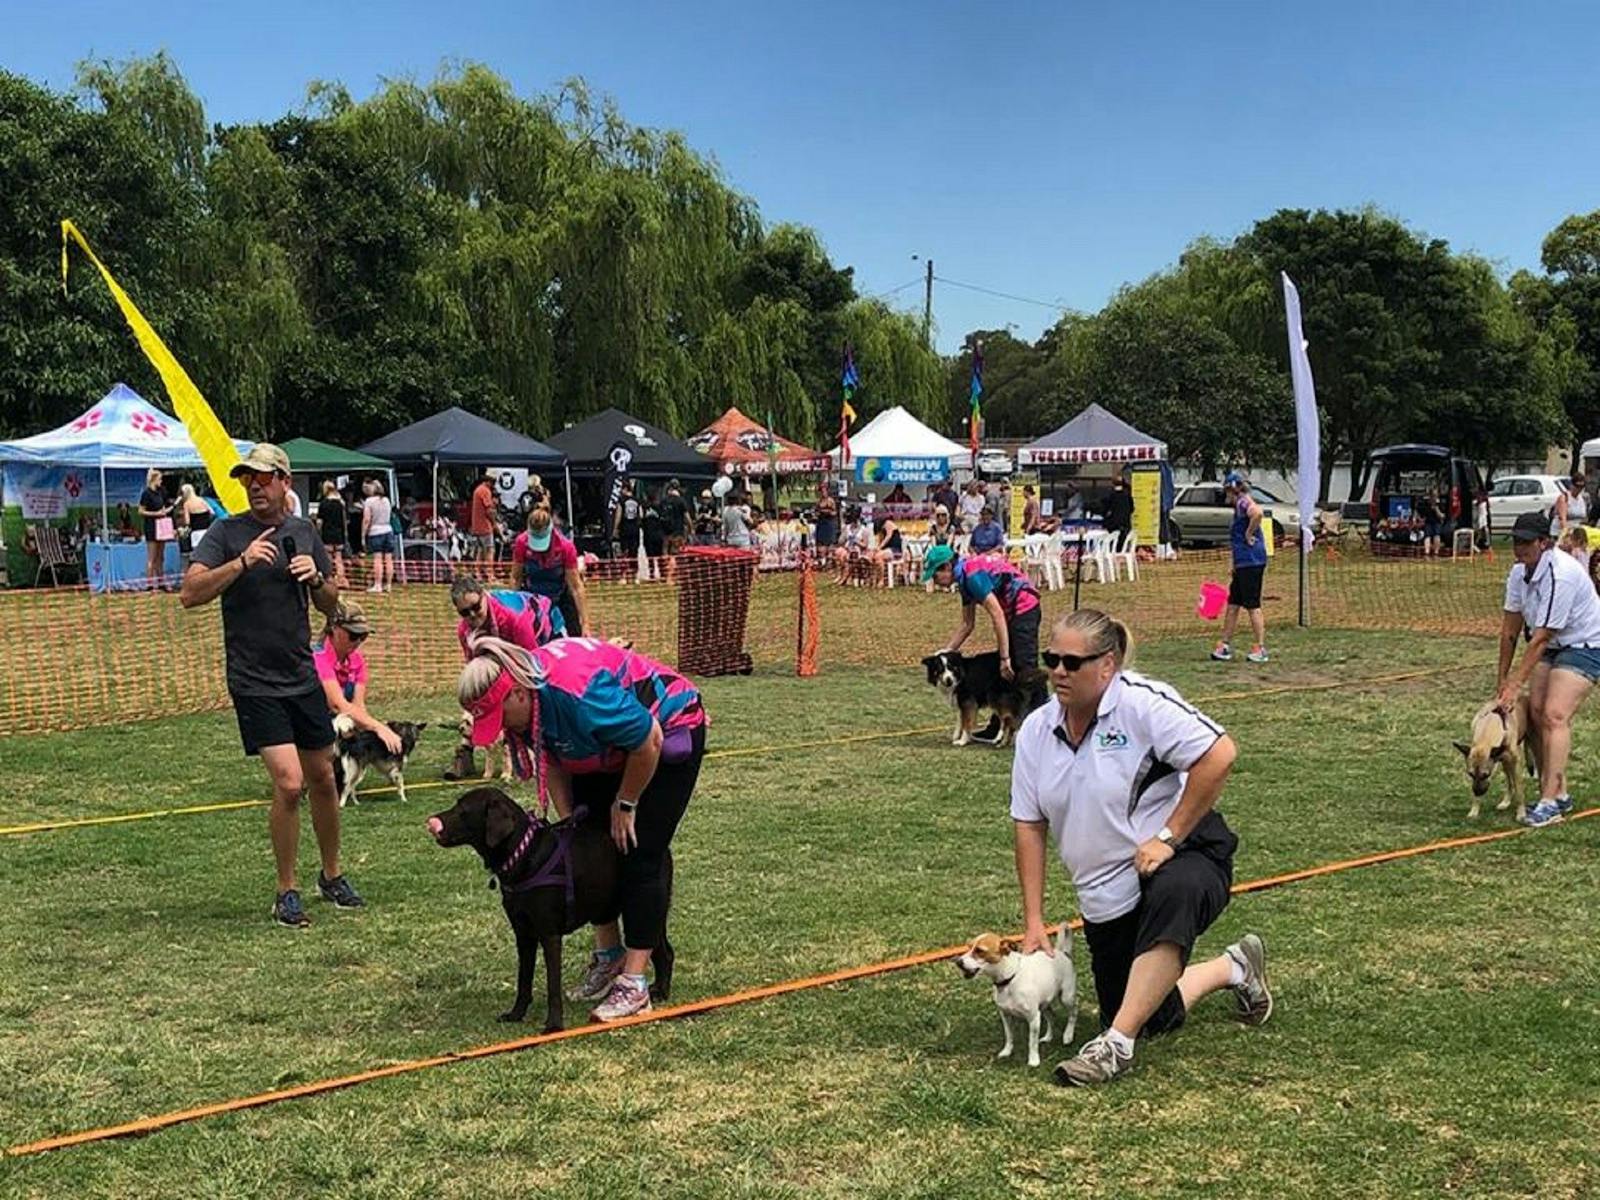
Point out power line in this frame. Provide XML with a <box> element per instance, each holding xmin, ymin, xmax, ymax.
<box><xmin>865</xmin><ymin>276</ymin><xmax>924</xmax><ymax>301</ymax></box>
<box><xmin>932</xmin><ymin>275</ymin><xmax>1074</xmax><ymax>312</ymax></box>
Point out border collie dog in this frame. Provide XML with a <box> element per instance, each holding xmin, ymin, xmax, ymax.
<box><xmin>922</xmin><ymin>650</ymin><xmax>1042</xmax><ymax>748</ymax></box>
<box><xmin>331</xmin><ymin>713</ymin><xmax>427</xmax><ymax>806</ymax></box>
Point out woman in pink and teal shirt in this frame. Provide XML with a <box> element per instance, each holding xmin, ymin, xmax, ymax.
<box><xmin>924</xmin><ymin>544</ymin><xmax>1047</xmax><ymax>725</ymax></box>
<box><xmin>457</xmin><ymin>635</ymin><xmax>707</xmax><ymax>1021</ymax></box>
<box><xmin>450</xmin><ymin>573</ymin><xmax>566</xmax><ymax>658</ymax></box>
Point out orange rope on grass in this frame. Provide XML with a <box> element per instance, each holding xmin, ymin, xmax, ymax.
<box><xmin>6</xmin><ymin>804</ymin><xmax>1593</xmax><ymax>1160</ymax></box>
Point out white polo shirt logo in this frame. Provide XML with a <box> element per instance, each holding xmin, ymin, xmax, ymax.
<box><xmin>1010</xmin><ymin>670</ymin><xmax>1225</xmax><ymax>923</ymax></box>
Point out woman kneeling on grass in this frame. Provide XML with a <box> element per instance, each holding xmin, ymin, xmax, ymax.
<box><xmin>314</xmin><ymin>600</ymin><xmax>404</xmax><ymax>755</ymax></box>
<box><xmin>458</xmin><ymin>635</ymin><xmax>707</xmax><ymax>1021</ymax></box>
<box><xmin>1011</xmin><ymin>609</ymin><xmax>1274</xmax><ymax>1086</ymax></box>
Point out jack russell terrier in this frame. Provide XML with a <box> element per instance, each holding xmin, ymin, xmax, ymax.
<box><xmin>956</xmin><ymin>925</ymin><xmax>1076</xmax><ymax>1067</ymax></box>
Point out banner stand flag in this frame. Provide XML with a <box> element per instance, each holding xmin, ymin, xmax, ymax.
<box><xmin>1282</xmin><ymin>272</ymin><xmax>1319</xmax><ymax>553</ymax></box>
<box><xmin>61</xmin><ymin>219</ymin><xmax>248</xmax><ymax>513</ymax></box>
<box><xmin>839</xmin><ymin>346</ymin><xmax>860</xmax><ymax>466</ymax></box>
<box><xmin>1283</xmin><ymin>271</ymin><xmax>1320</xmax><ymax>629</ymax></box>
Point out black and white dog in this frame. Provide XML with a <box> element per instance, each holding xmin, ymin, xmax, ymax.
<box><xmin>922</xmin><ymin>650</ymin><xmax>1043</xmax><ymax>748</ymax></box>
<box><xmin>331</xmin><ymin>713</ymin><xmax>428</xmax><ymax>806</ymax></box>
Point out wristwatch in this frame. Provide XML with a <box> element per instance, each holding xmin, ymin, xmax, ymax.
<box><xmin>1156</xmin><ymin>825</ymin><xmax>1176</xmax><ymax>846</ymax></box>
<box><xmin>617</xmin><ymin>798</ymin><xmax>638</xmax><ymax>814</ymax></box>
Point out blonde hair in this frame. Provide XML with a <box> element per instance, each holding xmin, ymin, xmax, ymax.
<box><xmin>179</xmin><ymin>483</ymin><xmax>195</xmax><ymax>501</ymax></box>
<box><xmin>1051</xmin><ymin>608</ymin><xmax>1134</xmax><ymax>667</ymax></box>
<box><xmin>459</xmin><ymin>635</ymin><xmax>548</xmax><ymax>810</ymax></box>
<box><xmin>322</xmin><ymin>480</ymin><xmax>338</xmax><ymax>497</ymax></box>
<box><xmin>146</xmin><ymin>468</ymin><xmax>161</xmax><ymax>486</ymax></box>
<box><xmin>1559</xmin><ymin>525</ymin><xmax>1589</xmax><ymax>554</ymax></box>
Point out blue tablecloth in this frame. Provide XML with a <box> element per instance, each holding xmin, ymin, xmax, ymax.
<box><xmin>86</xmin><ymin>541</ymin><xmax>181</xmax><ymax>593</ymax></box>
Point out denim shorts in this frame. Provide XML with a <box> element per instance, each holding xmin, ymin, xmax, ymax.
<box><xmin>1547</xmin><ymin>644</ymin><xmax>1600</xmax><ymax>683</ymax></box>
<box><xmin>366</xmin><ymin>532</ymin><xmax>396</xmax><ymax>555</ymax></box>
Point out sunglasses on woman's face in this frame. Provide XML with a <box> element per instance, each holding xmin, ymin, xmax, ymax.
<box><xmin>457</xmin><ymin>599</ymin><xmax>484</xmax><ymax>619</ymax></box>
<box><xmin>1041</xmin><ymin>649</ymin><xmax>1107</xmax><ymax>672</ymax></box>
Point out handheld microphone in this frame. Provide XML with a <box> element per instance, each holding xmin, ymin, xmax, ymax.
<box><xmin>283</xmin><ymin>535</ymin><xmax>307</xmax><ymax>600</ymax></box>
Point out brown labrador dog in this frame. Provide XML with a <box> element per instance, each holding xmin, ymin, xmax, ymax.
<box><xmin>426</xmin><ymin>787</ymin><xmax>673</xmax><ymax>1030</ymax></box>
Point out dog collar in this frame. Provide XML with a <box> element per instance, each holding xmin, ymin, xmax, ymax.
<box><xmin>993</xmin><ymin>969</ymin><xmax>1018</xmax><ymax>991</ymax></box>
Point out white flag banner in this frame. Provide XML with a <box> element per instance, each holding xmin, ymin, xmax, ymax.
<box><xmin>1282</xmin><ymin>272</ymin><xmax>1320</xmax><ymax>554</ymax></box>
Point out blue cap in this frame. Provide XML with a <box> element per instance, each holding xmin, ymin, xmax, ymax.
<box><xmin>1224</xmin><ymin>471</ymin><xmax>1245</xmax><ymax>488</ymax></box>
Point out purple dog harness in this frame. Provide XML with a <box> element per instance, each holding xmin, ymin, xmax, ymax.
<box><xmin>490</xmin><ymin>806</ymin><xmax>589</xmax><ymax>918</ymax></box>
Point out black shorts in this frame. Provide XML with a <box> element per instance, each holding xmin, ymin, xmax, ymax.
<box><xmin>231</xmin><ymin>688</ymin><xmax>336</xmax><ymax>756</ymax></box>
<box><xmin>1080</xmin><ymin>811</ymin><xmax>1236</xmax><ymax>1037</ymax></box>
<box><xmin>1228</xmin><ymin>564</ymin><xmax>1266</xmax><ymax>609</ymax></box>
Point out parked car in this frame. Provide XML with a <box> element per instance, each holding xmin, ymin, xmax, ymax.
<box><xmin>975</xmin><ymin>450</ymin><xmax>1014</xmax><ymax>477</ymax></box>
<box><xmin>1485</xmin><ymin>474</ymin><xmax>1567</xmax><ymax>528</ymax></box>
<box><xmin>1168</xmin><ymin>483</ymin><xmax>1302</xmax><ymax>548</ymax></box>
<box><xmin>1365</xmin><ymin>445</ymin><xmax>1488</xmax><ymax>546</ymax></box>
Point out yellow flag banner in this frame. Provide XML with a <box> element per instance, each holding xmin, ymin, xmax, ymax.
<box><xmin>60</xmin><ymin>219</ymin><xmax>248</xmax><ymax>514</ymax></box>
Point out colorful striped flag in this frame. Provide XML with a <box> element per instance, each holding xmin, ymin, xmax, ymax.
<box><xmin>968</xmin><ymin>339</ymin><xmax>984</xmax><ymax>456</ymax></box>
<box><xmin>840</xmin><ymin>345</ymin><xmax>860</xmax><ymax>465</ymax></box>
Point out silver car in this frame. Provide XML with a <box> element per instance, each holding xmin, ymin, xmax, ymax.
<box><xmin>1169</xmin><ymin>483</ymin><xmax>1303</xmax><ymax>548</ymax></box>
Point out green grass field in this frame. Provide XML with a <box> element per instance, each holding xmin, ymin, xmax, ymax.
<box><xmin>2</xmin><ymin>627</ymin><xmax>1598</xmax><ymax>1198</ymax></box>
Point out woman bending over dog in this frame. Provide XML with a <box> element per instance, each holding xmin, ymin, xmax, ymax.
<box><xmin>1011</xmin><ymin>609</ymin><xmax>1272</xmax><ymax>1086</ymax></box>
<box><xmin>458</xmin><ymin>635</ymin><xmax>707</xmax><ymax>1021</ymax></box>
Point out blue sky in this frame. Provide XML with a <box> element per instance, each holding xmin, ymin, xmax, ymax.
<box><xmin>7</xmin><ymin>0</ymin><xmax>1598</xmax><ymax>351</ymax></box>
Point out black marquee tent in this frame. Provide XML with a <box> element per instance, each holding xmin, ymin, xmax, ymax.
<box><xmin>357</xmin><ymin>407</ymin><xmax>565</xmax><ymax>470</ymax></box>
<box><xmin>547</xmin><ymin>407</ymin><xmax>718</xmax><ymax>479</ymax></box>
<box><xmin>358</xmin><ymin>406</ymin><xmax>568</xmax><ymax>536</ymax></box>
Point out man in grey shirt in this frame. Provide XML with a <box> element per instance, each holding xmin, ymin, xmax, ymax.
<box><xmin>182</xmin><ymin>444</ymin><xmax>363</xmax><ymax>927</ymax></box>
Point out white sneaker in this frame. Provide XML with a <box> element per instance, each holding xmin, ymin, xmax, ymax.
<box><xmin>367</xmin><ymin>584</ymin><xmax>382</xmax><ymax>593</ymax></box>
<box><xmin>591</xmin><ymin>974</ymin><xmax>652</xmax><ymax>1022</ymax></box>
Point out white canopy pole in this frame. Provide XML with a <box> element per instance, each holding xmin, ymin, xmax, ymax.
<box><xmin>99</xmin><ymin>461</ymin><xmax>109</xmax><ymax>543</ymax></box>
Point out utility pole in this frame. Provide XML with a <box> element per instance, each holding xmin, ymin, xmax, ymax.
<box><xmin>922</xmin><ymin>258</ymin><xmax>934</xmax><ymax>348</ymax></box>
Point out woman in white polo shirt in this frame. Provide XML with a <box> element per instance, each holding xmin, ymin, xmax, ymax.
<box><xmin>1495</xmin><ymin>510</ymin><xmax>1600</xmax><ymax>827</ymax></box>
<box><xmin>1011</xmin><ymin>609</ymin><xmax>1273</xmax><ymax>1087</ymax></box>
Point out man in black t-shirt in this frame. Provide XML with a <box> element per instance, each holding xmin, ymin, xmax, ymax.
<box><xmin>182</xmin><ymin>444</ymin><xmax>362</xmax><ymax>928</ymax></box>
<box><xmin>659</xmin><ymin>479</ymin><xmax>691</xmax><ymax>554</ymax></box>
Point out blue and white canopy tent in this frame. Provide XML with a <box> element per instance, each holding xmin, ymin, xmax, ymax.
<box><xmin>0</xmin><ymin>383</ymin><xmax>254</xmax><ymax>584</ymax></box>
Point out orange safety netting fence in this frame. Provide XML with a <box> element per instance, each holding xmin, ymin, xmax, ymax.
<box><xmin>0</xmin><ymin>542</ymin><xmax>1508</xmax><ymax>737</ymax></box>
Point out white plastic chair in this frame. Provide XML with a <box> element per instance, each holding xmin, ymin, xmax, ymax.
<box><xmin>1040</xmin><ymin>530</ymin><xmax>1066</xmax><ymax>590</ymax></box>
<box><xmin>1113</xmin><ymin>530</ymin><xmax>1139</xmax><ymax>582</ymax></box>
<box><xmin>1075</xmin><ymin>530</ymin><xmax>1115</xmax><ymax>583</ymax></box>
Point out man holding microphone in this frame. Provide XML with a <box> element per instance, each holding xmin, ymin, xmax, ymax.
<box><xmin>182</xmin><ymin>444</ymin><xmax>364</xmax><ymax>928</ymax></box>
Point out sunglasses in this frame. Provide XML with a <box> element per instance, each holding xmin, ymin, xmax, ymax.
<box><xmin>242</xmin><ymin>470</ymin><xmax>282</xmax><ymax>487</ymax></box>
<box><xmin>345</xmin><ymin>630</ymin><xmax>369</xmax><ymax>643</ymax></box>
<box><xmin>1041</xmin><ymin>649</ymin><xmax>1108</xmax><ymax>672</ymax></box>
<box><xmin>457</xmin><ymin>600</ymin><xmax>484</xmax><ymax>619</ymax></box>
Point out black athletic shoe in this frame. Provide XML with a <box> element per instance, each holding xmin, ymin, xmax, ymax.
<box><xmin>272</xmin><ymin>889</ymin><xmax>310</xmax><ymax>928</ymax></box>
<box><xmin>317</xmin><ymin>873</ymin><xmax>365</xmax><ymax>909</ymax></box>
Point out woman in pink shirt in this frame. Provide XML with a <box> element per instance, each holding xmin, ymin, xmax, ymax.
<box><xmin>313</xmin><ymin>600</ymin><xmax>402</xmax><ymax>754</ymax></box>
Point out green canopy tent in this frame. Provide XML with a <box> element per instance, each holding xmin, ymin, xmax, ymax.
<box><xmin>278</xmin><ymin>437</ymin><xmax>396</xmax><ymax>516</ymax></box>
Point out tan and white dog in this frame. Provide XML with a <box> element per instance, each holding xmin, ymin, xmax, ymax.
<box><xmin>1453</xmin><ymin>694</ymin><xmax>1540</xmax><ymax>821</ymax></box>
<box><xmin>956</xmin><ymin>926</ymin><xmax>1076</xmax><ymax>1067</ymax></box>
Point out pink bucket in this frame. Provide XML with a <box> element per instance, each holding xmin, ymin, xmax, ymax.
<box><xmin>1197</xmin><ymin>581</ymin><xmax>1228</xmax><ymax>620</ymax></box>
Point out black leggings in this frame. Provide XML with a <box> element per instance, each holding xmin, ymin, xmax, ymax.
<box><xmin>1008</xmin><ymin>606</ymin><xmax>1046</xmax><ymax>711</ymax></box>
<box><xmin>571</xmin><ymin>726</ymin><xmax>704</xmax><ymax>951</ymax></box>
